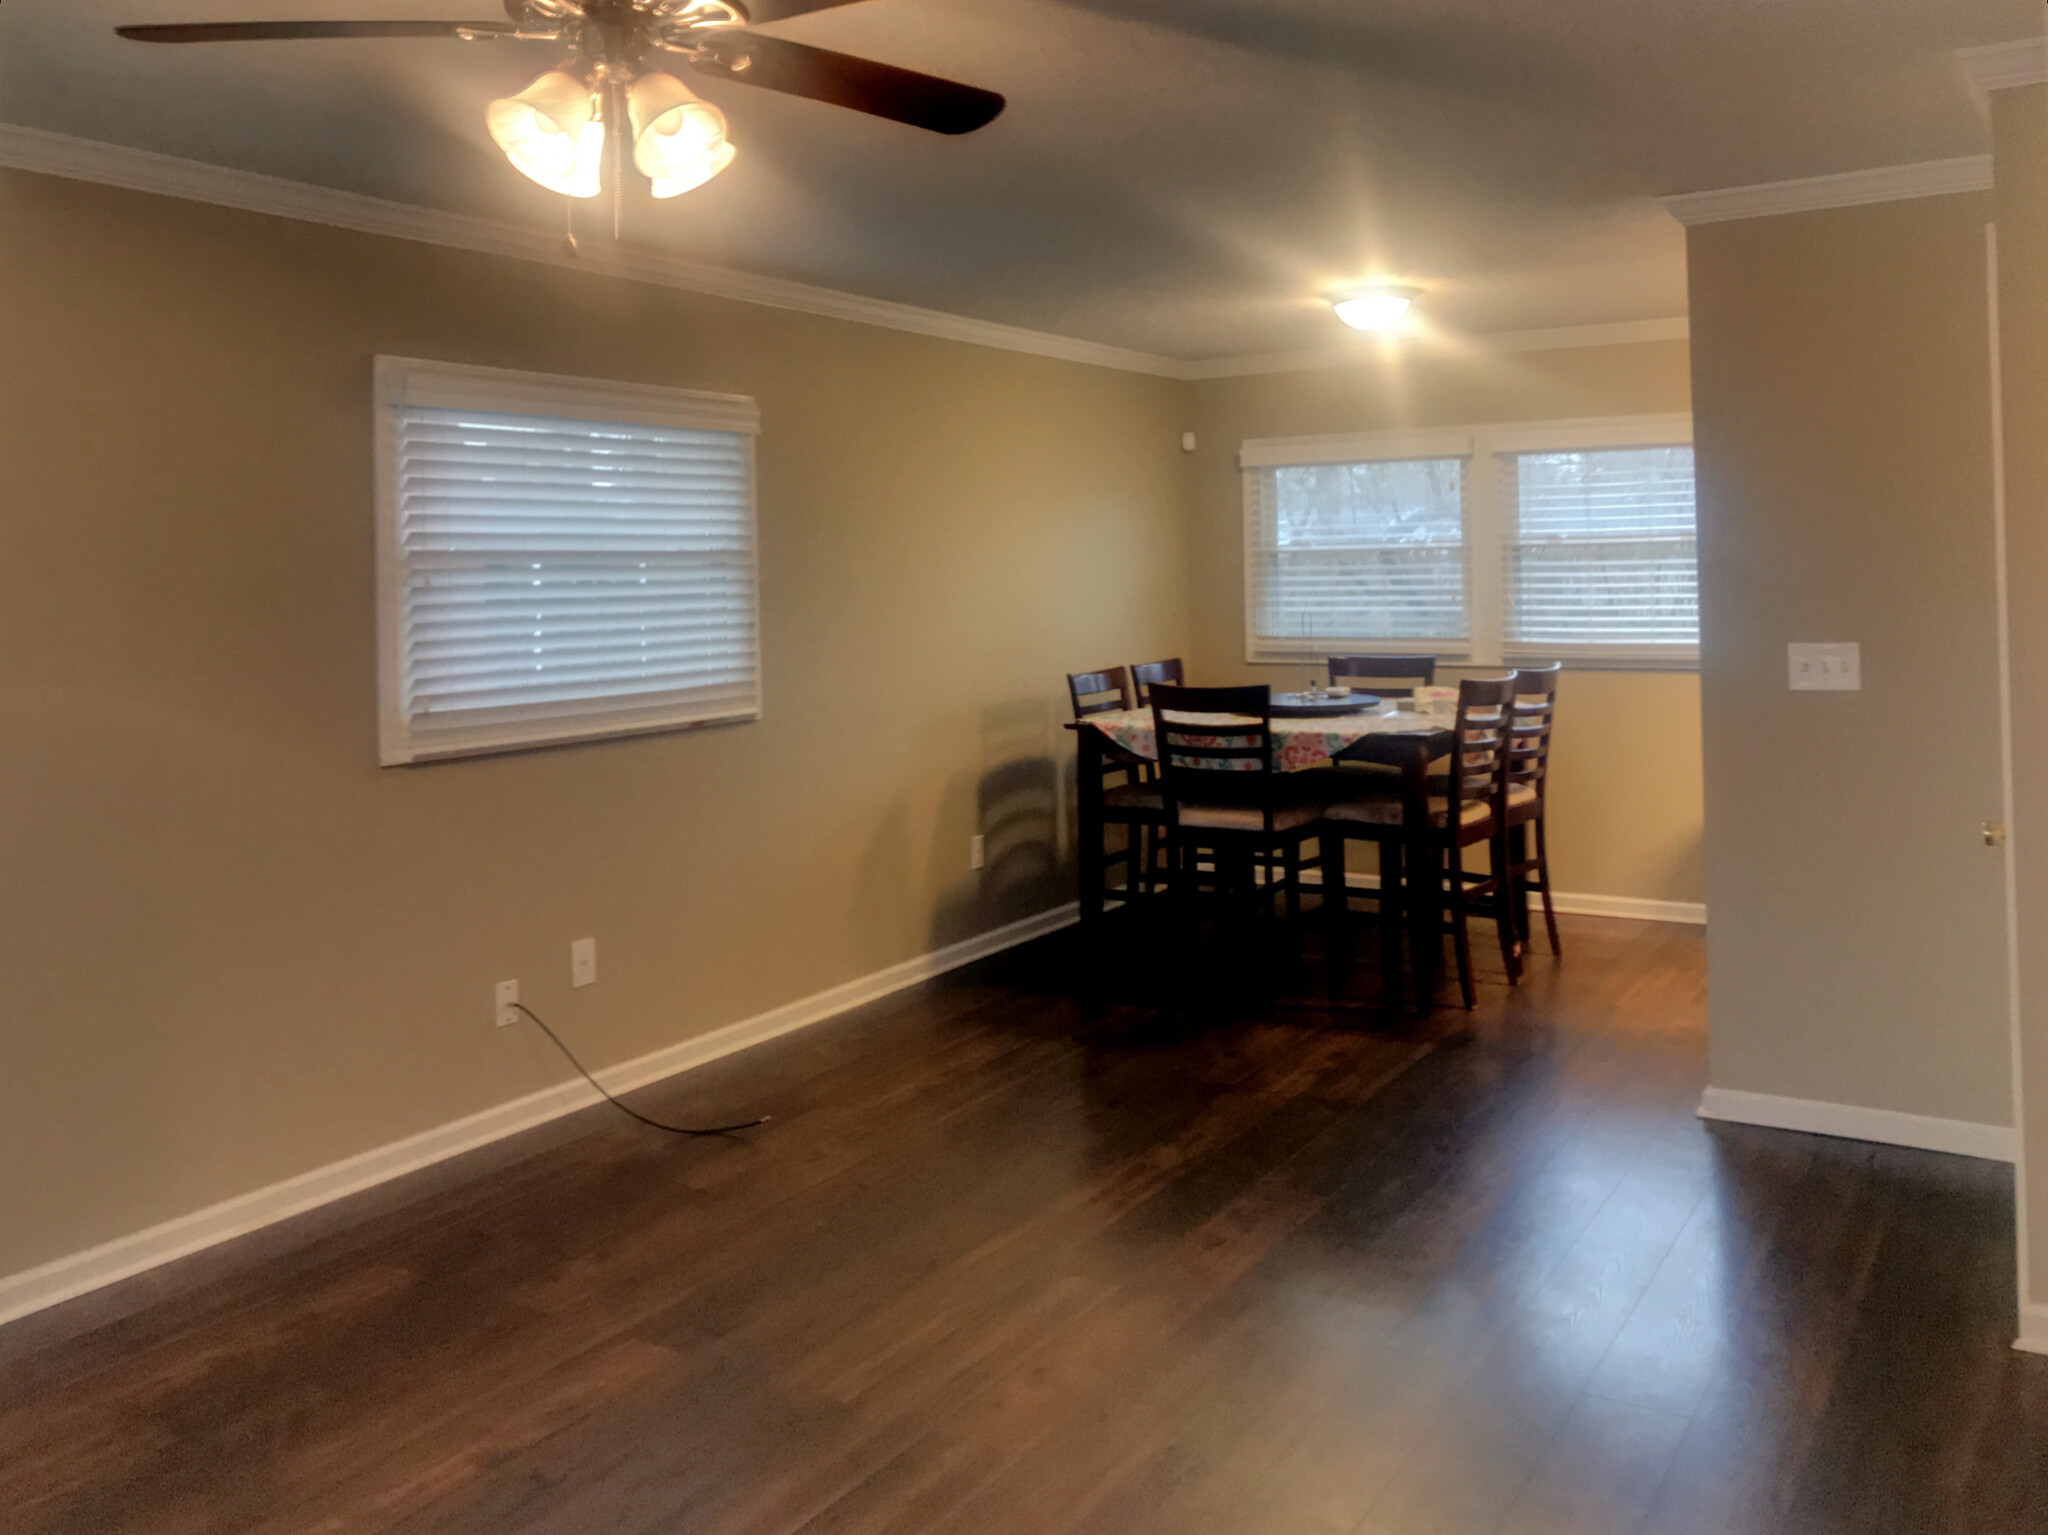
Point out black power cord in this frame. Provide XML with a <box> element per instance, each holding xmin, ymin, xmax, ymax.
<box><xmin>511</xmin><ymin>1001</ymin><xmax>770</xmax><ymax>1138</ymax></box>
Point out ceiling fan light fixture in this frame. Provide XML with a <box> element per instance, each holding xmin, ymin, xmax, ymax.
<box><xmin>649</xmin><ymin>141</ymin><xmax>737</xmax><ymax>198</ymax></box>
<box><xmin>488</xmin><ymin>69</ymin><xmax>603</xmax><ymax>198</ymax></box>
<box><xmin>629</xmin><ymin>71</ymin><xmax>736</xmax><ymax>198</ymax></box>
<box><xmin>1332</xmin><ymin>286</ymin><xmax>1418</xmax><ymax>332</ymax></box>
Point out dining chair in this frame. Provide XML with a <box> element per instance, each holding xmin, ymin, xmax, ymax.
<box><xmin>1149</xmin><ymin>682</ymin><xmax>1330</xmax><ymax>962</ymax></box>
<box><xmin>1321</xmin><ymin>656</ymin><xmax>1436</xmax><ymax>789</ymax></box>
<box><xmin>1328</xmin><ymin>654</ymin><xmax>1436</xmax><ymax>698</ymax></box>
<box><xmin>1129</xmin><ymin>657</ymin><xmax>1185</xmax><ymax>707</ymax></box>
<box><xmin>1067</xmin><ymin>667</ymin><xmax>1164</xmax><ymax>908</ymax></box>
<box><xmin>1068</xmin><ymin>667</ymin><xmax>1134</xmax><ymax>719</ymax></box>
<box><xmin>1502</xmin><ymin>663</ymin><xmax>1562</xmax><ymax>958</ymax></box>
<box><xmin>1319</xmin><ymin>675</ymin><xmax>1521</xmax><ymax>1008</ymax></box>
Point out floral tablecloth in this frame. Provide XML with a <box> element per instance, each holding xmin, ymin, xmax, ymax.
<box><xmin>1084</xmin><ymin>706</ymin><xmax>1444</xmax><ymax>773</ymax></box>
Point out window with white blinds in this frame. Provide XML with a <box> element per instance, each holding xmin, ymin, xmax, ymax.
<box><xmin>1245</xmin><ymin>457</ymin><xmax>1468</xmax><ymax>651</ymax></box>
<box><xmin>374</xmin><ymin>358</ymin><xmax>761</xmax><ymax>764</ymax></box>
<box><xmin>1503</xmin><ymin>445</ymin><xmax>1697</xmax><ymax>653</ymax></box>
<box><xmin>1240</xmin><ymin>414</ymin><xmax>1695</xmax><ymax>669</ymax></box>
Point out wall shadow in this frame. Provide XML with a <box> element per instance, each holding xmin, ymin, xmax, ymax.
<box><xmin>929</xmin><ymin>698</ymin><xmax>1077</xmax><ymax>951</ymax></box>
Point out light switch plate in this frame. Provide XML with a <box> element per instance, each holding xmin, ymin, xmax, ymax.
<box><xmin>1788</xmin><ymin>642</ymin><xmax>1860</xmax><ymax>691</ymax></box>
<box><xmin>571</xmin><ymin>937</ymin><xmax>596</xmax><ymax>988</ymax></box>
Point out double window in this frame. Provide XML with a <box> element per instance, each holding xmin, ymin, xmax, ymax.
<box><xmin>1241</xmin><ymin>414</ymin><xmax>1696</xmax><ymax>667</ymax></box>
<box><xmin>374</xmin><ymin>357</ymin><xmax>762</xmax><ymax>764</ymax></box>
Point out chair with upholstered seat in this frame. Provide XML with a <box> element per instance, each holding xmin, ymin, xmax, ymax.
<box><xmin>1127</xmin><ymin>658</ymin><xmax>1189</xmax><ymax>895</ymax></box>
<box><xmin>1319</xmin><ymin>675</ymin><xmax>1521</xmax><ymax>1008</ymax></box>
<box><xmin>1149</xmin><ymin>683</ymin><xmax>1329</xmax><ymax>957</ymax></box>
<box><xmin>1501</xmin><ymin>663</ymin><xmax>1562</xmax><ymax>958</ymax></box>
<box><xmin>1322</xmin><ymin>655</ymin><xmax>1437</xmax><ymax>791</ymax></box>
<box><xmin>1067</xmin><ymin>667</ymin><xmax>1164</xmax><ymax>908</ymax></box>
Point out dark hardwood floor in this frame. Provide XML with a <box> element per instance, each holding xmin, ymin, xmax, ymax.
<box><xmin>3</xmin><ymin>912</ymin><xmax>2044</xmax><ymax>1534</ymax></box>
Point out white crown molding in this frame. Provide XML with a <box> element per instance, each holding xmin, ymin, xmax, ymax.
<box><xmin>0</xmin><ymin>119</ymin><xmax>1688</xmax><ymax>381</ymax></box>
<box><xmin>0</xmin><ymin>121</ymin><xmax>1184</xmax><ymax>378</ymax></box>
<box><xmin>0</xmin><ymin>900</ymin><xmax>1079</xmax><ymax>1328</ymax></box>
<box><xmin>1662</xmin><ymin>156</ymin><xmax>1994</xmax><ymax>226</ymax></box>
<box><xmin>1179</xmin><ymin>317</ymin><xmax>1691</xmax><ymax>380</ymax></box>
<box><xmin>1697</xmin><ymin>1086</ymin><xmax>2015</xmax><ymax>1162</ymax></box>
<box><xmin>1957</xmin><ymin>38</ymin><xmax>2048</xmax><ymax>104</ymax></box>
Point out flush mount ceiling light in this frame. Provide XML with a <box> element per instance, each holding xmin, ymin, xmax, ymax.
<box><xmin>1332</xmin><ymin>286</ymin><xmax>1419</xmax><ymax>332</ymax></box>
<box><xmin>118</xmin><ymin>1</ymin><xmax>1005</xmax><ymax>205</ymax></box>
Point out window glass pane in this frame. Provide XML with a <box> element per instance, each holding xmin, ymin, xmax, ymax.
<box><xmin>1506</xmin><ymin>445</ymin><xmax>1696</xmax><ymax>647</ymax></box>
<box><xmin>1253</xmin><ymin>458</ymin><xmax>1466</xmax><ymax>643</ymax></box>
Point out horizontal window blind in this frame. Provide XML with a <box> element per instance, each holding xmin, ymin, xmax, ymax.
<box><xmin>1503</xmin><ymin>445</ymin><xmax>1697</xmax><ymax>651</ymax></box>
<box><xmin>1246</xmin><ymin>458</ymin><xmax>1468</xmax><ymax>653</ymax></box>
<box><xmin>383</xmin><ymin>396</ymin><xmax>759</xmax><ymax>761</ymax></box>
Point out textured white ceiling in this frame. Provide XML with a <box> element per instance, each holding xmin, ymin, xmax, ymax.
<box><xmin>2</xmin><ymin>0</ymin><xmax>2036</xmax><ymax>358</ymax></box>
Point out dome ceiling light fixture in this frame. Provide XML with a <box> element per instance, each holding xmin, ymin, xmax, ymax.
<box><xmin>117</xmin><ymin>1</ymin><xmax>1005</xmax><ymax>210</ymax></box>
<box><xmin>1331</xmin><ymin>285</ymin><xmax>1420</xmax><ymax>333</ymax></box>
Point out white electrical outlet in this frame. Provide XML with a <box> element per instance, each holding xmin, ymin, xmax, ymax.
<box><xmin>494</xmin><ymin>979</ymin><xmax>520</xmax><ymax>1029</ymax></box>
<box><xmin>970</xmin><ymin>834</ymin><xmax>986</xmax><ymax>871</ymax></box>
<box><xmin>1788</xmin><ymin>641</ymin><xmax>1861</xmax><ymax>691</ymax></box>
<box><xmin>571</xmin><ymin>936</ymin><xmax>597</xmax><ymax>988</ymax></box>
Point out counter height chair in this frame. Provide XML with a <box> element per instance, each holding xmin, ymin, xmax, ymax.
<box><xmin>1150</xmin><ymin>683</ymin><xmax>1331</xmax><ymax>962</ymax></box>
<box><xmin>1319</xmin><ymin>675</ymin><xmax>1521</xmax><ymax>1009</ymax></box>
<box><xmin>1328</xmin><ymin>654</ymin><xmax>1436</xmax><ymax>698</ymax></box>
<box><xmin>1068</xmin><ymin>666</ymin><xmax>1134</xmax><ymax>721</ymax></box>
<box><xmin>1130</xmin><ymin>657</ymin><xmax>1185</xmax><ymax>707</ymax></box>
<box><xmin>1067</xmin><ymin>667</ymin><xmax>1163</xmax><ymax>909</ymax></box>
<box><xmin>1502</xmin><ymin>663</ymin><xmax>1562</xmax><ymax>958</ymax></box>
<box><xmin>1319</xmin><ymin>656</ymin><xmax>1438</xmax><ymax>792</ymax></box>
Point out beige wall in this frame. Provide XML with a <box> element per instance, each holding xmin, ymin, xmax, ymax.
<box><xmin>1992</xmin><ymin>85</ymin><xmax>2048</xmax><ymax>1307</ymax></box>
<box><xmin>0</xmin><ymin>168</ymin><xmax>1192</xmax><ymax>1280</ymax></box>
<box><xmin>1185</xmin><ymin>343</ymin><xmax>1705</xmax><ymax>907</ymax></box>
<box><xmin>1688</xmin><ymin>192</ymin><xmax>2011</xmax><ymax>1128</ymax></box>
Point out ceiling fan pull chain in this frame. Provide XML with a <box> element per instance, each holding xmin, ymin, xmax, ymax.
<box><xmin>563</xmin><ymin>194</ymin><xmax>578</xmax><ymax>257</ymax></box>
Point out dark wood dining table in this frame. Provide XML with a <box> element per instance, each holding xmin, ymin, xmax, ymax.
<box><xmin>1067</xmin><ymin>709</ymin><xmax>1456</xmax><ymax>1008</ymax></box>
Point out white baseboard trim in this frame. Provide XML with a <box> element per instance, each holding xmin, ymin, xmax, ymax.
<box><xmin>0</xmin><ymin>902</ymin><xmax>1078</xmax><ymax>1329</ymax></box>
<box><xmin>1541</xmin><ymin>890</ymin><xmax>1705</xmax><ymax>925</ymax></box>
<box><xmin>1697</xmin><ymin>1087</ymin><xmax>2016</xmax><ymax>1163</ymax></box>
<box><xmin>1298</xmin><ymin>868</ymin><xmax>1705</xmax><ymax>926</ymax></box>
<box><xmin>2016</xmin><ymin>1302</ymin><xmax>2048</xmax><ymax>1356</ymax></box>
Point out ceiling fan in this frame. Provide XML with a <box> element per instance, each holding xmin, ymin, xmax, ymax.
<box><xmin>117</xmin><ymin>1</ymin><xmax>1005</xmax><ymax>202</ymax></box>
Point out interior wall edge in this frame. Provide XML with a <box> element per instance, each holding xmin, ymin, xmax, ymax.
<box><xmin>1697</xmin><ymin>1086</ymin><xmax>2016</xmax><ymax>1162</ymax></box>
<box><xmin>0</xmin><ymin>901</ymin><xmax>1079</xmax><ymax>1332</ymax></box>
<box><xmin>2016</xmin><ymin>1302</ymin><xmax>2048</xmax><ymax>1355</ymax></box>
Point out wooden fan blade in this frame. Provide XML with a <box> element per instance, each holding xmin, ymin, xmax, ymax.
<box><xmin>737</xmin><ymin>0</ymin><xmax>876</xmax><ymax>23</ymax></box>
<box><xmin>115</xmin><ymin>20</ymin><xmax>523</xmax><ymax>43</ymax></box>
<box><xmin>693</xmin><ymin>34</ymin><xmax>1002</xmax><ymax>134</ymax></box>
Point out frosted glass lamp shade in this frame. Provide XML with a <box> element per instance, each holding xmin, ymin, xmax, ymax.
<box><xmin>628</xmin><ymin>71</ymin><xmax>735</xmax><ymax>197</ymax></box>
<box><xmin>1331</xmin><ymin>288</ymin><xmax>1416</xmax><ymax>332</ymax></box>
<box><xmin>488</xmin><ymin>70</ymin><xmax>603</xmax><ymax>198</ymax></box>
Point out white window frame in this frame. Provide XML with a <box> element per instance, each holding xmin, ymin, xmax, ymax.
<box><xmin>373</xmin><ymin>356</ymin><xmax>763</xmax><ymax>764</ymax></box>
<box><xmin>1240</xmin><ymin>412</ymin><xmax>1695</xmax><ymax>670</ymax></box>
